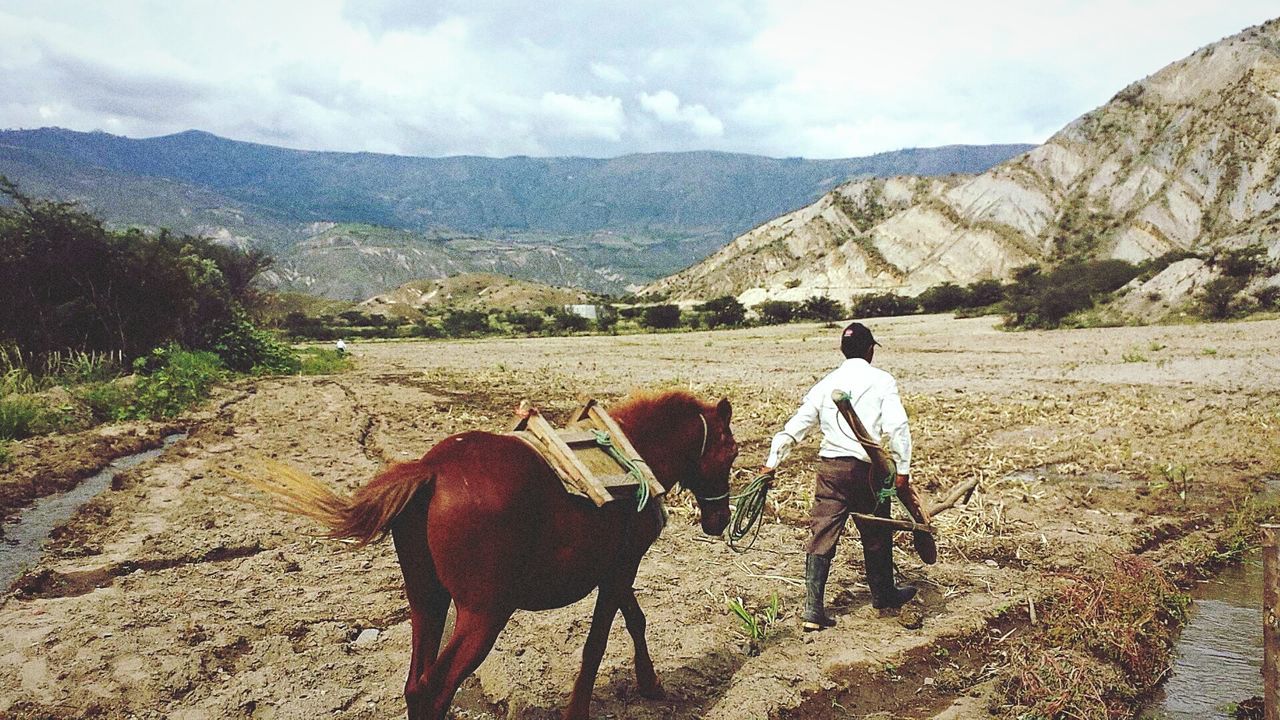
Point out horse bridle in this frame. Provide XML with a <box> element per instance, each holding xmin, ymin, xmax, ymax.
<box><xmin>688</xmin><ymin>413</ymin><xmax>729</xmax><ymax>503</ymax></box>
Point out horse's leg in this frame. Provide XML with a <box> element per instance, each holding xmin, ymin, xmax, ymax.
<box><xmin>563</xmin><ymin>587</ymin><xmax>624</xmax><ymax>720</ymax></box>
<box><xmin>419</xmin><ymin>605</ymin><xmax>511</xmax><ymax>720</ymax></box>
<box><xmin>392</xmin><ymin>502</ymin><xmax>451</xmax><ymax>720</ymax></box>
<box><xmin>619</xmin><ymin>587</ymin><xmax>664</xmax><ymax>699</ymax></box>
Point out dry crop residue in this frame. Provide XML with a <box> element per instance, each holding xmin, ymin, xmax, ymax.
<box><xmin>2</xmin><ymin>315</ymin><xmax>1279</xmax><ymax>719</ymax></box>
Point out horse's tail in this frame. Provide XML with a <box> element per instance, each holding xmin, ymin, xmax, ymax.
<box><xmin>236</xmin><ymin>458</ymin><xmax>433</xmax><ymax>546</ymax></box>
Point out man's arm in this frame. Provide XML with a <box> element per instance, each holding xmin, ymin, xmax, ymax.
<box><xmin>761</xmin><ymin>391</ymin><xmax>821</xmax><ymax>472</ymax></box>
<box><xmin>881</xmin><ymin>377</ymin><xmax>911</xmax><ymax>476</ymax></box>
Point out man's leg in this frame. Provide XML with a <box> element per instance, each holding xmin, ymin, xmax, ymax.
<box><xmin>804</xmin><ymin>465</ymin><xmax>850</xmax><ymax>631</ymax></box>
<box><xmin>855</xmin><ymin>500</ymin><xmax>917</xmax><ymax>609</ymax></box>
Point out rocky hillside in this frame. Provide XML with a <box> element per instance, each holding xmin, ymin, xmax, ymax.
<box><xmin>0</xmin><ymin>129</ymin><xmax>1031</xmax><ymax>297</ymax></box>
<box><xmin>647</xmin><ymin>18</ymin><xmax>1280</xmax><ymax>306</ymax></box>
<box><xmin>359</xmin><ymin>273</ymin><xmax>589</xmax><ymax>317</ymax></box>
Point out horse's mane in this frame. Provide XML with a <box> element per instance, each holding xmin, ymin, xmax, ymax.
<box><xmin>610</xmin><ymin>388</ymin><xmax>707</xmax><ymax>426</ymax></box>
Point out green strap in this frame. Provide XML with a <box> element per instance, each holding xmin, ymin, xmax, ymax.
<box><xmin>591</xmin><ymin>429</ymin><xmax>650</xmax><ymax>512</ymax></box>
<box><xmin>875</xmin><ymin>466</ymin><xmax>896</xmax><ymax>509</ymax></box>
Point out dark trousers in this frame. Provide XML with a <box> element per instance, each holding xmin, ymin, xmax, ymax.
<box><xmin>807</xmin><ymin>457</ymin><xmax>892</xmax><ymax>561</ymax></box>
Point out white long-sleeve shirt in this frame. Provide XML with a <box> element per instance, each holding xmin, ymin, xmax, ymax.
<box><xmin>765</xmin><ymin>358</ymin><xmax>912</xmax><ymax>474</ymax></box>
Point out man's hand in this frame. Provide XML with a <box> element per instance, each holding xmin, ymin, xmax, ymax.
<box><xmin>894</xmin><ymin>473</ymin><xmax>910</xmax><ymax>490</ymax></box>
<box><xmin>759</xmin><ymin>465</ymin><xmax>775</xmax><ymax>476</ymax></box>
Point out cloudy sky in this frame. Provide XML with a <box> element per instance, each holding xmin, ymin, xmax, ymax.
<box><xmin>1</xmin><ymin>1</ymin><xmax>1276</xmax><ymax>159</ymax></box>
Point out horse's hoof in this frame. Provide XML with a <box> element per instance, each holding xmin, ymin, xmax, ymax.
<box><xmin>637</xmin><ymin>682</ymin><xmax>666</xmax><ymax>700</ymax></box>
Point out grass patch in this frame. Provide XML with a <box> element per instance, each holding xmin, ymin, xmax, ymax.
<box><xmin>1167</xmin><ymin>496</ymin><xmax>1280</xmax><ymax>579</ymax></box>
<box><xmin>78</xmin><ymin>381</ymin><xmax>138</xmax><ymax>423</ymax></box>
<box><xmin>0</xmin><ymin>439</ymin><xmax>11</xmax><ymax>466</ymax></box>
<box><xmin>297</xmin><ymin>347</ymin><xmax>354</xmax><ymax>375</ymax></box>
<box><xmin>998</xmin><ymin>555</ymin><xmax>1188</xmax><ymax>718</ymax></box>
<box><xmin>0</xmin><ymin>395</ymin><xmax>42</xmax><ymax>440</ymax></box>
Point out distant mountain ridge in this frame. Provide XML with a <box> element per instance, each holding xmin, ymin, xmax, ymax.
<box><xmin>646</xmin><ymin>18</ymin><xmax>1280</xmax><ymax>307</ymax></box>
<box><xmin>0</xmin><ymin>127</ymin><xmax>1032</xmax><ymax>298</ymax></box>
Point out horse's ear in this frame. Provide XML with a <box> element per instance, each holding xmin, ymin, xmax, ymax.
<box><xmin>716</xmin><ymin>397</ymin><xmax>732</xmax><ymax>421</ymax></box>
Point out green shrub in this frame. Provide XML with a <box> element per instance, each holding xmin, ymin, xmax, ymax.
<box><xmin>79</xmin><ymin>381</ymin><xmax>136</xmax><ymax>422</ymax></box>
<box><xmin>0</xmin><ymin>179</ymin><xmax>271</xmax><ymax>360</ymax></box>
<box><xmin>297</xmin><ymin>348</ymin><xmax>354</xmax><ymax>375</ymax></box>
<box><xmin>552</xmin><ymin>311</ymin><xmax>589</xmax><ymax>334</ymax></box>
<box><xmin>209</xmin><ymin>311</ymin><xmax>300</xmax><ymax>374</ymax></box>
<box><xmin>697</xmin><ymin>296</ymin><xmax>747</xmax><ymax>328</ymax></box>
<box><xmin>0</xmin><ymin>439</ymin><xmax>11</xmax><ymax>467</ymax></box>
<box><xmin>962</xmin><ymin>279</ymin><xmax>1006</xmax><ymax>308</ymax></box>
<box><xmin>595</xmin><ymin>305</ymin><xmax>619</xmax><ymax>332</ymax></box>
<box><xmin>799</xmin><ymin>295</ymin><xmax>845</xmax><ymax>322</ymax></box>
<box><xmin>1216</xmin><ymin>244</ymin><xmax>1270</xmax><ymax>278</ymax></box>
<box><xmin>1199</xmin><ymin>276</ymin><xmax>1249</xmax><ymax>320</ymax></box>
<box><xmin>850</xmin><ymin>292</ymin><xmax>919</xmax><ymax>318</ymax></box>
<box><xmin>917</xmin><ymin>282</ymin><xmax>967</xmax><ymax>313</ymax></box>
<box><xmin>443</xmin><ymin>309</ymin><xmax>492</xmax><ymax>337</ymax></box>
<box><xmin>128</xmin><ymin>346</ymin><xmax>226</xmax><ymax>419</ymax></box>
<box><xmin>1256</xmin><ymin>285</ymin><xmax>1280</xmax><ymax>311</ymax></box>
<box><xmin>754</xmin><ymin>300</ymin><xmax>798</xmax><ymax>325</ymax></box>
<box><xmin>641</xmin><ymin>304</ymin><xmax>682</xmax><ymax>329</ymax></box>
<box><xmin>504</xmin><ymin>311</ymin><xmax>546</xmax><ymax>334</ymax></box>
<box><xmin>0</xmin><ymin>395</ymin><xmax>41</xmax><ymax>440</ymax></box>
<box><xmin>1003</xmin><ymin>260</ymin><xmax>1141</xmax><ymax>329</ymax></box>
<box><xmin>411</xmin><ymin>322</ymin><xmax>444</xmax><ymax>338</ymax></box>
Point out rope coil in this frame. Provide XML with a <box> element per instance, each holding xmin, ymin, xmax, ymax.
<box><xmin>727</xmin><ymin>472</ymin><xmax>773</xmax><ymax>552</ymax></box>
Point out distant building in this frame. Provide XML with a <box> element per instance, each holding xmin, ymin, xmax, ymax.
<box><xmin>563</xmin><ymin>304</ymin><xmax>599</xmax><ymax>320</ymax></box>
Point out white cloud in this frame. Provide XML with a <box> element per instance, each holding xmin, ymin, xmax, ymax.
<box><xmin>539</xmin><ymin>92</ymin><xmax>626</xmax><ymax>141</ymax></box>
<box><xmin>0</xmin><ymin>1</ymin><xmax>1276</xmax><ymax>157</ymax></box>
<box><xmin>638</xmin><ymin>90</ymin><xmax>723</xmax><ymax>138</ymax></box>
<box><xmin>589</xmin><ymin>62</ymin><xmax>630</xmax><ymax>84</ymax></box>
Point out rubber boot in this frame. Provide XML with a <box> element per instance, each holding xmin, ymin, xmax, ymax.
<box><xmin>801</xmin><ymin>553</ymin><xmax>837</xmax><ymax>631</ymax></box>
<box><xmin>863</xmin><ymin>537</ymin><xmax>917</xmax><ymax>609</ymax></box>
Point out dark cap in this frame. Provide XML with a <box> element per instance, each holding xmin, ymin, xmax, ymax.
<box><xmin>840</xmin><ymin>322</ymin><xmax>880</xmax><ymax>359</ymax></box>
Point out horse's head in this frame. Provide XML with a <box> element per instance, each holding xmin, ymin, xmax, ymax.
<box><xmin>612</xmin><ymin>390</ymin><xmax>738</xmax><ymax>535</ymax></box>
<box><xmin>689</xmin><ymin>397</ymin><xmax>736</xmax><ymax>536</ymax></box>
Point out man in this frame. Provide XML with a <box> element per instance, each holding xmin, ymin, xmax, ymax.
<box><xmin>760</xmin><ymin>321</ymin><xmax>916</xmax><ymax>631</ymax></box>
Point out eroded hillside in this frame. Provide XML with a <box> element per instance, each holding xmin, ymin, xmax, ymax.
<box><xmin>648</xmin><ymin>18</ymin><xmax>1280</xmax><ymax>304</ymax></box>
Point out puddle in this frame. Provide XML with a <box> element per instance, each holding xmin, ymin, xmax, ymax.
<box><xmin>1</xmin><ymin>432</ymin><xmax>186</xmax><ymax>590</ymax></box>
<box><xmin>1141</xmin><ymin>555</ymin><xmax>1262</xmax><ymax>719</ymax></box>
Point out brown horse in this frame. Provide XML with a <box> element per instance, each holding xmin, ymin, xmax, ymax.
<box><xmin>246</xmin><ymin>390</ymin><xmax>737</xmax><ymax>720</ymax></box>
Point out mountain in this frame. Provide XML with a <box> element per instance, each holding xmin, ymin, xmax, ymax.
<box><xmin>645</xmin><ymin>18</ymin><xmax>1280</xmax><ymax>306</ymax></box>
<box><xmin>359</xmin><ymin>273</ymin><xmax>590</xmax><ymax>318</ymax></box>
<box><xmin>0</xmin><ymin>128</ymin><xmax>1031</xmax><ymax>297</ymax></box>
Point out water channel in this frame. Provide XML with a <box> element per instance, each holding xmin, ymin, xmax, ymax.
<box><xmin>0</xmin><ymin>432</ymin><xmax>186</xmax><ymax>590</ymax></box>
<box><xmin>1141</xmin><ymin>554</ymin><xmax>1263</xmax><ymax>719</ymax></box>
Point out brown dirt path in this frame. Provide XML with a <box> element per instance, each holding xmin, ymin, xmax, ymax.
<box><xmin>2</xmin><ymin>316</ymin><xmax>1278</xmax><ymax>719</ymax></box>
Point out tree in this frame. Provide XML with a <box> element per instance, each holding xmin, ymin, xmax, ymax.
<box><xmin>697</xmin><ymin>295</ymin><xmax>746</xmax><ymax>328</ymax></box>
<box><xmin>962</xmin><ymin>279</ymin><xmax>1005</xmax><ymax>308</ymax></box>
<box><xmin>641</xmin><ymin>304</ymin><xmax>682</xmax><ymax>329</ymax></box>
<box><xmin>504</xmin><ymin>311</ymin><xmax>546</xmax><ymax>334</ymax></box>
<box><xmin>917</xmin><ymin>283</ymin><xmax>967</xmax><ymax>314</ymax></box>
<box><xmin>850</xmin><ymin>292</ymin><xmax>919</xmax><ymax>318</ymax></box>
<box><xmin>552</xmin><ymin>310</ymin><xmax>589</xmax><ymax>334</ymax></box>
<box><xmin>595</xmin><ymin>304</ymin><xmax>619</xmax><ymax>332</ymax></box>
<box><xmin>0</xmin><ymin>178</ymin><xmax>274</xmax><ymax>360</ymax></box>
<box><xmin>442</xmin><ymin>309</ymin><xmax>491</xmax><ymax>337</ymax></box>
<box><xmin>1199</xmin><ymin>276</ymin><xmax>1248</xmax><ymax>320</ymax></box>
<box><xmin>799</xmin><ymin>296</ymin><xmax>845</xmax><ymax>322</ymax></box>
<box><xmin>755</xmin><ymin>300</ymin><xmax>798</xmax><ymax>325</ymax></box>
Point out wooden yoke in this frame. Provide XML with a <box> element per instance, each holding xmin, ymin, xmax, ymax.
<box><xmin>510</xmin><ymin>399</ymin><xmax>663</xmax><ymax>508</ymax></box>
<box><xmin>831</xmin><ymin>389</ymin><xmax>938</xmax><ymax>565</ymax></box>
